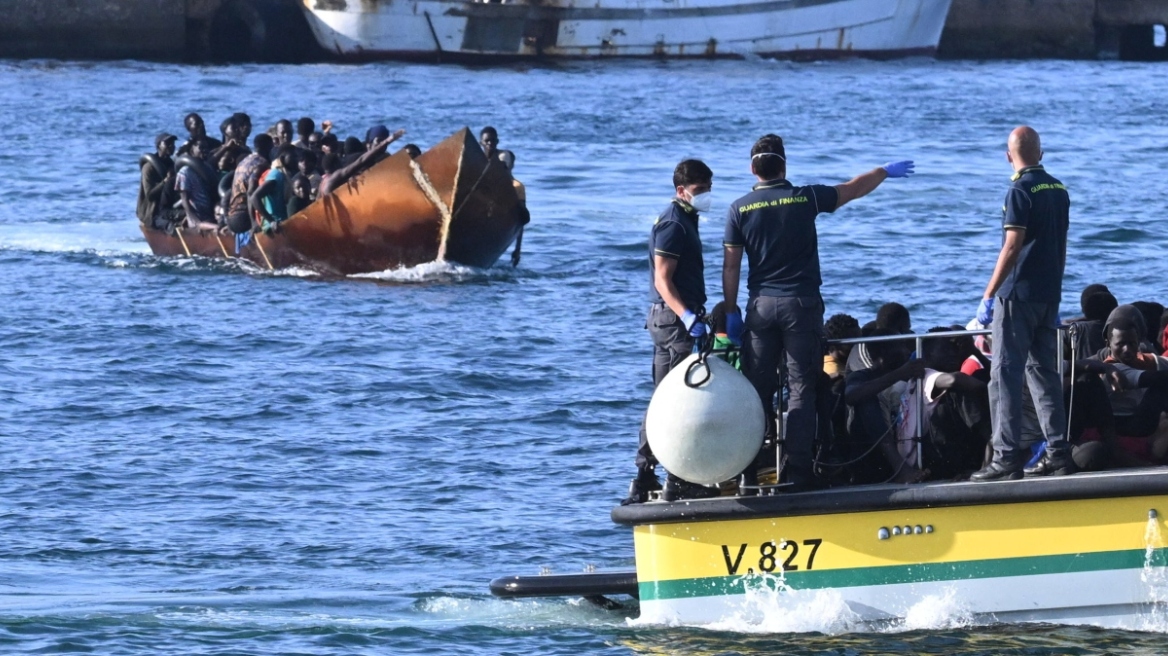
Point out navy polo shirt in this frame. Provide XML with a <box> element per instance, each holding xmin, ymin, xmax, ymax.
<box><xmin>724</xmin><ymin>179</ymin><xmax>838</xmax><ymax>298</ymax></box>
<box><xmin>997</xmin><ymin>165</ymin><xmax>1069</xmax><ymax>304</ymax></box>
<box><xmin>648</xmin><ymin>199</ymin><xmax>706</xmax><ymax>309</ymax></box>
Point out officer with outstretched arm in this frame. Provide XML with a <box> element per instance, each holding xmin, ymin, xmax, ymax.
<box><xmin>971</xmin><ymin>126</ymin><xmax>1071</xmax><ymax>481</ymax></box>
<box><xmin>722</xmin><ymin>134</ymin><xmax>914</xmax><ymax>492</ymax></box>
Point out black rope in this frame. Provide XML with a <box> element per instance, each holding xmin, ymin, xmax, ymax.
<box><xmin>684</xmin><ymin>311</ymin><xmax>715</xmax><ymax>388</ymax></box>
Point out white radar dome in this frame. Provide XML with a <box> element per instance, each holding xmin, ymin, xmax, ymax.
<box><xmin>645</xmin><ymin>354</ymin><xmax>765</xmax><ymax>486</ymax></box>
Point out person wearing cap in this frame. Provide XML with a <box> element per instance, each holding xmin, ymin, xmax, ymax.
<box><xmin>137</xmin><ymin>132</ymin><xmax>180</xmax><ymax>230</ymax></box>
<box><xmin>971</xmin><ymin>126</ymin><xmax>1072</xmax><ymax>481</ymax></box>
<box><xmin>721</xmin><ymin>133</ymin><xmax>914</xmax><ymax>492</ymax></box>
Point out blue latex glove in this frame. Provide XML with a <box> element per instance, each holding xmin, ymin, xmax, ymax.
<box><xmin>882</xmin><ymin>161</ymin><xmax>915</xmax><ymax>178</ymax></box>
<box><xmin>680</xmin><ymin>309</ymin><xmax>706</xmax><ymax>339</ymax></box>
<box><xmin>725</xmin><ymin>309</ymin><xmax>744</xmax><ymax>346</ymax></box>
<box><xmin>977</xmin><ymin>298</ymin><xmax>995</xmax><ymax>325</ymax></box>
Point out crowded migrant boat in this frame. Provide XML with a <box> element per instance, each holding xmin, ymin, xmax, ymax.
<box><xmin>135</xmin><ymin>113</ymin><xmax>529</xmax><ymax>274</ymax></box>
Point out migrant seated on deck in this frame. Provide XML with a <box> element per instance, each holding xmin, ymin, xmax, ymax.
<box><xmin>1071</xmin><ymin>308</ymin><xmax>1168</xmax><ymax>469</ymax></box>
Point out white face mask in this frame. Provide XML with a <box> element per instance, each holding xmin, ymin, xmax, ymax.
<box><xmin>688</xmin><ymin>191</ymin><xmax>712</xmax><ymax>213</ymax></box>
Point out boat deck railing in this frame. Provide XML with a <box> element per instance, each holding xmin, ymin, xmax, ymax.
<box><xmin>736</xmin><ymin>326</ymin><xmax>1073</xmax><ymax>495</ymax></box>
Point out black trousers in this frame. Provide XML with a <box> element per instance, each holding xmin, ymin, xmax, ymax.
<box><xmin>636</xmin><ymin>303</ymin><xmax>695</xmax><ymax>472</ymax></box>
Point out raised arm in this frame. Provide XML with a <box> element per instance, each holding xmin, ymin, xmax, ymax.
<box><xmin>319</xmin><ymin>131</ymin><xmax>405</xmax><ymax>197</ymax></box>
<box><xmin>834</xmin><ymin>161</ymin><xmax>913</xmax><ymax>208</ymax></box>
<box><xmin>835</xmin><ymin>168</ymin><xmax>887</xmax><ymax>208</ymax></box>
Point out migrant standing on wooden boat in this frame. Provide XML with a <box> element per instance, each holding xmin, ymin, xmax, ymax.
<box><xmin>972</xmin><ymin>126</ymin><xmax>1072</xmax><ymax>481</ymax></box>
<box><xmin>623</xmin><ymin>159</ymin><xmax>716</xmax><ymax>505</ymax></box>
<box><xmin>721</xmin><ymin>134</ymin><xmax>914</xmax><ymax>492</ymax></box>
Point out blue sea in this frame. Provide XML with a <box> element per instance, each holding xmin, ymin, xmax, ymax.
<box><xmin>1</xmin><ymin>56</ymin><xmax>1167</xmax><ymax>654</ymax></box>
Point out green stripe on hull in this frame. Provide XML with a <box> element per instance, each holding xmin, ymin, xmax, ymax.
<box><xmin>640</xmin><ymin>547</ymin><xmax>1168</xmax><ymax>602</ymax></box>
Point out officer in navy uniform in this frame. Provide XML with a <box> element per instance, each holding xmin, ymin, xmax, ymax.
<box><xmin>972</xmin><ymin>126</ymin><xmax>1072</xmax><ymax>481</ymax></box>
<box><xmin>722</xmin><ymin>134</ymin><xmax>914</xmax><ymax>492</ymax></box>
<box><xmin>623</xmin><ymin>159</ymin><xmax>716</xmax><ymax>505</ymax></box>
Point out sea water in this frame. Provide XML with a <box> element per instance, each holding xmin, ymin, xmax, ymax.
<box><xmin>1</xmin><ymin>57</ymin><xmax>1168</xmax><ymax>654</ymax></box>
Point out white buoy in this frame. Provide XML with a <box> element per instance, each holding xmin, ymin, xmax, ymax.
<box><xmin>645</xmin><ymin>353</ymin><xmax>765</xmax><ymax>486</ymax></box>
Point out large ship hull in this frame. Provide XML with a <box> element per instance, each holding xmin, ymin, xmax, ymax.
<box><xmin>611</xmin><ymin>470</ymin><xmax>1168</xmax><ymax>629</ymax></box>
<box><xmin>300</xmin><ymin>0</ymin><xmax>953</xmax><ymax>61</ymax></box>
<box><xmin>141</xmin><ymin>128</ymin><xmax>524</xmax><ymax>275</ymax></box>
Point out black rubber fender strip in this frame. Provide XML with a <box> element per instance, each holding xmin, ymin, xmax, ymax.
<box><xmin>489</xmin><ymin>570</ymin><xmax>638</xmax><ymax>599</ymax></box>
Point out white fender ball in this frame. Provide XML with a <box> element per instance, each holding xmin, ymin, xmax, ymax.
<box><xmin>645</xmin><ymin>354</ymin><xmax>765</xmax><ymax>486</ymax></box>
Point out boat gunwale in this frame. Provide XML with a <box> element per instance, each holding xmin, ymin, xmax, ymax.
<box><xmin>610</xmin><ymin>468</ymin><xmax>1168</xmax><ymax>526</ymax></box>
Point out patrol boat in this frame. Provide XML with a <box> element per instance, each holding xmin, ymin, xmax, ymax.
<box><xmin>299</xmin><ymin>0</ymin><xmax>953</xmax><ymax>61</ymax></box>
<box><xmin>141</xmin><ymin>128</ymin><xmax>525</xmax><ymax>275</ymax></box>
<box><xmin>492</xmin><ymin>332</ymin><xmax>1168</xmax><ymax>630</ymax></box>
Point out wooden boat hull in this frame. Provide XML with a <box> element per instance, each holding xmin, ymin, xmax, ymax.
<box><xmin>140</xmin><ymin>128</ymin><xmax>524</xmax><ymax>275</ymax></box>
<box><xmin>611</xmin><ymin>469</ymin><xmax>1168</xmax><ymax>630</ymax></box>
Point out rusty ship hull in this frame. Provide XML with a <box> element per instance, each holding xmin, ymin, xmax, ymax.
<box><xmin>141</xmin><ymin>128</ymin><xmax>524</xmax><ymax>275</ymax></box>
<box><xmin>300</xmin><ymin>0</ymin><xmax>952</xmax><ymax>62</ymax></box>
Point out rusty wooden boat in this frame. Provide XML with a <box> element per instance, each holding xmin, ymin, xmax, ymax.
<box><xmin>140</xmin><ymin>128</ymin><xmax>525</xmax><ymax>275</ymax></box>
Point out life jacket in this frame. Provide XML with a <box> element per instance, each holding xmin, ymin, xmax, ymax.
<box><xmin>174</xmin><ymin>154</ymin><xmax>219</xmax><ymax>204</ymax></box>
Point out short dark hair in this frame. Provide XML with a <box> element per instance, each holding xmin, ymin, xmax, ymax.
<box><xmin>876</xmin><ymin>302</ymin><xmax>911</xmax><ymax>334</ymax></box>
<box><xmin>232</xmin><ymin>112</ymin><xmax>251</xmax><ymax>128</ymax></box>
<box><xmin>276</xmin><ymin>144</ymin><xmax>298</xmax><ymax>163</ymax></box>
<box><xmin>1083</xmin><ymin>291</ymin><xmax>1119</xmax><ymax>322</ymax></box>
<box><xmin>865</xmin><ymin>328</ymin><xmax>901</xmax><ymax>363</ymax></box>
<box><xmin>404</xmin><ymin>144</ymin><xmax>421</xmax><ymax>159</ymax></box>
<box><xmin>185</xmin><ymin>112</ymin><xmax>203</xmax><ymax>126</ymax></box>
<box><xmin>1080</xmin><ymin>283</ymin><xmax>1111</xmax><ymax>317</ymax></box>
<box><xmin>297</xmin><ymin>117</ymin><xmax>314</xmax><ymax>136</ymax></box>
<box><xmin>321</xmin><ymin>133</ymin><xmax>338</xmax><ymax>150</ymax></box>
<box><xmin>750</xmin><ymin>134</ymin><xmax>786</xmax><ymax>180</ymax></box>
<box><xmin>322</xmin><ymin>153</ymin><xmax>341</xmax><ymax>173</ymax></box>
<box><xmin>1131</xmin><ymin>301</ymin><xmax>1166</xmax><ymax>345</ymax></box>
<box><xmin>825</xmin><ymin>313</ymin><xmax>861</xmax><ymax>341</ymax></box>
<box><xmin>343</xmin><ymin>136</ymin><xmax>364</xmax><ymax>155</ymax></box>
<box><xmin>672</xmin><ymin>159</ymin><xmax>713</xmax><ymax>189</ymax></box>
<box><xmin>480</xmin><ymin>126</ymin><xmax>498</xmax><ymax>139</ymax></box>
<box><xmin>922</xmin><ymin>326</ymin><xmax>955</xmax><ymax>361</ymax></box>
<box><xmin>253</xmin><ymin>133</ymin><xmax>273</xmax><ymax>155</ymax></box>
<box><xmin>277</xmin><ymin>119</ymin><xmax>293</xmax><ymax>131</ymax></box>
<box><xmin>299</xmin><ymin>150</ymin><xmax>317</xmax><ymax>168</ymax></box>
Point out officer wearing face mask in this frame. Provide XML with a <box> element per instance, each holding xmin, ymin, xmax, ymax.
<box><xmin>623</xmin><ymin>159</ymin><xmax>717</xmax><ymax>505</ymax></box>
<box><xmin>722</xmin><ymin>133</ymin><xmax>914</xmax><ymax>493</ymax></box>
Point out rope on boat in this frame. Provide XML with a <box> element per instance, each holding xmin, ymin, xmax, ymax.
<box><xmin>409</xmin><ymin>158</ymin><xmax>454</xmax><ymax>261</ymax></box>
<box><xmin>253</xmin><ymin>234</ymin><xmax>274</xmax><ymax>270</ymax></box>
<box><xmin>213</xmin><ymin>232</ymin><xmax>230</xmax><ymax>258</ymax></box>
<box><xmin>683</xmin><ymin>313</ymin><xmax>714</xmax><ymax>389</ymax></box>
<box><xmin>174</xmin><ymin>227</ymin><xmax>192</xmax><ymax>257</ymax></box>
<box><xmin>450</xmin><ymin>157</ymin><xmax>492</xmax><ymax>223</ymax></box>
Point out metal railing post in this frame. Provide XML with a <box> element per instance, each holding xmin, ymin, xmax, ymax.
<box><xmin>915</xmin><ymin>335</ymin><xmax>924</xmax><ymax>470</ymax></box>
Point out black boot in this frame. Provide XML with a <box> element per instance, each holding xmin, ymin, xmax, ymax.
<box><xmin>620</xmin><ymin>469</ymin><xmax>662</xmax><ymax>506</ymax></box>
<box><xmin>1024</xmin><ymin>451</ymin><xmax>1077</xmax><ymax>477</ymax></box>
<box><xmin>970</xmin><ymin>459</ymin><xmax>1023</xmax><ymax>482</ymax></box>
<box><xmin>662</xmin><ymin>474</ymin><xmax>719</xmax><ymax>502</ymax></box>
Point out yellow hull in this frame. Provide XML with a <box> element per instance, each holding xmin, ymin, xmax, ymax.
<box><xmin>614</xmin><ymin>471</ymin><xmax>1168</xmax><ymax>628</ymax></box>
